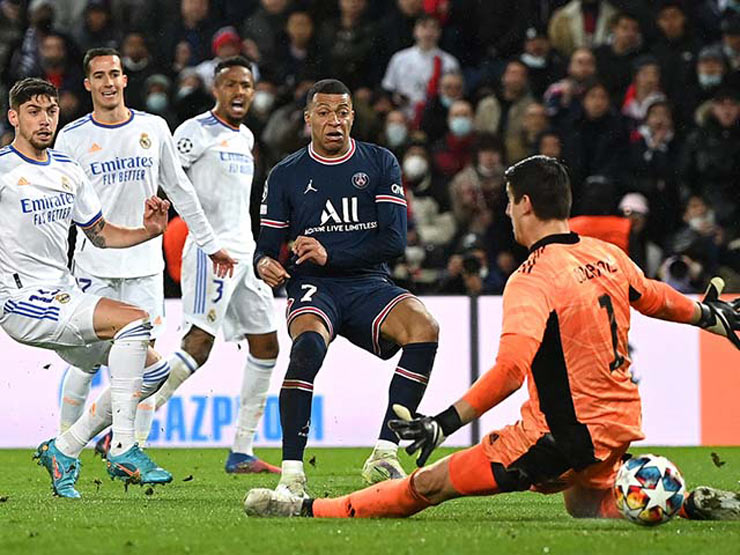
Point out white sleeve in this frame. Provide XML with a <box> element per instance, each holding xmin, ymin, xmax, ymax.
<box><xmin>382</xmin><ymin>55</ymin><xmax>399</xmax><ymax>92</ymax></box>
<box><xmin>72</xmin><ymin>167</ymin><xmax>103</xmax><ymax>228</ymax></box>
<box><xmin>156</xmin><ymin>118</ymin><xmax>220</xmax><ymax>255</ymax></box>
<box><xmin>53</xmin><ymin>129</ymin><xmax>71</xmax><ymax>155</ymax></box>
<box><xmin>173</xmin><ymin>119</ymin><xmax>207</xmax><ymax>170</ymax></box>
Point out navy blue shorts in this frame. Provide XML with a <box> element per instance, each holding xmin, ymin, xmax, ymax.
<box><xmin>285</xmin><ymin>275</ymin><xmax>415</xmax><ymax>360</ymax></box>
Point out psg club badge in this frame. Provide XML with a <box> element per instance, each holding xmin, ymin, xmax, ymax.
<box><xmin>351</xmin><ymin>172</ymin><xmax>369</xmax><ymax>190</ymax></box>
<box><xmin>139</xmin><ymin>133</ymin><xmax>152</xmax><ymax>149</ymax></box>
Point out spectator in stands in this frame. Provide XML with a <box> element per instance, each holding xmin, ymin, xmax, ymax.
<box><xmin>475</xmin><ymin>60</ymin><xmax>534</xmax><ymax>163</ymax></box>
<box><xmin>0</xmin><ymin>0</ymin><xmax>26</xmax><ymax>84</ymax></box>
<box><xmin>380</xmin><ymin>109</ymin><xmax>412</xmax><ymax>157</ymax></box>
<box><xmin>548</xmin><ymin>0</ymin><xmax>619</xmax><ymax>57</ymax></box>
<box><xmin>195</xmin><ymin>26</ymin><xmax>242</xmax><ymax>89</ymax></box>
<box><xmin>382</xmin><ymin>14</ymin><xmax>460</xmax><ymax>118</ymax></box>
<box><xmin>560</xmin><ymin>81</ymin><xmax>629</xmax><ymax>206</ymax></box>
<box><xmin>120</xmin><ymin>31</ymin><xmax>158</xmax><ymax>111</ymax></box>
<box><xmin>594</xmin><ymin>11</ymin><xmax>644</xmax><ymax>105</ymax></box>
<box><xmin>37</xmin><ymin>32</ymin><xmax>85</xmax><ymax>124</ymax></box>
<box><xmin>618</xmin><ymin>192</ymin><xmax>658</xmax><ymax>273</ymax></box>
<box><xmin>651</xmin><ymin>1</ymin><xmax>701</xmax><ymax>109</ymax></box>
<box><xmin>74</xmin><ymin>0</ymin><xmax>120</xmax><ymax>53</ymax></box>
<box><xmin>537</xmin><ymin>129</ymin><xmax>563</xmax><ymax>158</ymax></box>
<box><xmin>678</xmin><ymin>44</ymin><xmax>728</xmax><ymax>125</ymax></box>
<box><xmin>162</xmin><ymin>0</ymin><xmax>220</xmax><ymax>67</ymax></box>
<box><xmin>519</xmin><ymin>25</ymin><xmax>567</xmax><ymax>99</ymax></box>
<box><xmin>622</xmin><ymin>55</ymin><xmax>666</xmax><ymax>126</ymax></box>
<box><xmin>267</xmin><ymin>10</ymin><xmax>320</xmax><ymax>93</ymax></box>
<box><xmin>432</xmin><ymin>99</ymin><xmax>476</xmax><ymax>188</ymax></box>
<box><xmin>261</xmin><ymin>78</ymin><xmax>313</xmax><ymax>166</ymax></box>
<box><xmin>448</xmin><ymin>134</ymin><xmax>506</xmax><ymax>237</ymax></box>
<box><xmin>172</xmin><ymin>68</ymin><xmax>213</xmax><ymax>123</ymax></box>
<box><xmin>680</xmin><ymin>87</ymin><xmax>740</xmax><ymax>231</ymax></box>
<box><xmin>437</xmin><ymin>237</ymin><xmax>504</xmax><ymax>295</ymax></box>
<box><xmin>420</xmin><ymin>70</ymin><xmax>464</xmax><ymax>143</ymax></box>
<box><xmin>628</xmin><ymin>98</ymin><xmax>681</xmax><ymax>244</ymax></box>
<box><xmin>143</xmin><ymin>73</ymin><xmax>176</xmax><ymax>127</ymax></box>
<box><xmin>722</xmin><ymin>13</ymin><xmax>740</xmax><ymax>73</ymax></box>
<box><xmin>377</xmin><ymin>0</ymin><xmax>425</xmax><ymax>71</ymax></box>
<box><xmin>465</xmin><ymin>0</ymin><xmax>532</xmax><ymax>69</ymax></box>
<box><xmin>516</xmin><ymin>102</ymin><xmax>550</xmax><ymax>162</ymax></box>
<box><xmin>11</xmin><ymin>0</ymin><xmax>55</xmax><ymax>81</ymax></box>
<box><xmin>544</xmin><ymin>47</ymin><xmax>596</xmax><ymax>120</ymax></box>
<box><xmin>241</xmin><ymin>0</ymin><xmax>290</xmax><ymax>64</ymax></box>
<box><xmin>316</xmin><ymin>0</ymin><xmax>379</xmax><ymax>92</ymax></box>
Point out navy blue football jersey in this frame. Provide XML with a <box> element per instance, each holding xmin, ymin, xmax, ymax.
<box><xmin>254</xmin><ymin>139</ymin><xmax>407</xmax><ymax>278</ymax></box>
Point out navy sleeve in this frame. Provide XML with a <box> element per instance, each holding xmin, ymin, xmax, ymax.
<box><xmin>254</xmin><ymin>165</ymin><xmax>290</xmax><ymax>273</ymax></box>
<box><xmin>327</xmin><ymin>151</ymin><xmax>407</xmax><ymax>268</ymax></box>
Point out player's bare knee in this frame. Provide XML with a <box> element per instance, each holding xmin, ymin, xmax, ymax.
<box><xmin>182</xmin><ymin>328</ymin><xmax>214</xmax><ymax>366</ymax></box>
<box><xmin>405</xmin><ymin>310</ymin><xmax>439</xmax><ymax>344</ymax></box>
<box><xmin>247</xmin><ymin>332</ymin><xmax>279</xmax><ymax>359</ymax></box>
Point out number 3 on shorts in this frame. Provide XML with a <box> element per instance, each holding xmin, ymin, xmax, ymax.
<box><xmin>300</xmin><ymin>284</ymin><xmax>317</xmax><ymax>302</ymax></box>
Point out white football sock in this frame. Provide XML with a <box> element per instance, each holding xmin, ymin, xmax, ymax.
<box><xmin>374</xmin><ymin>439</ymin><xmax>398</xmax><ymax>453</ymax></box>
<box><xmin>56</xmin><ymin>389</ymin><xmax>112</xmax><ymax>458</ymax></box>
<box><xmin>281</xmin><ymin>460</ymin><xmax>304</xmax><ymax>475</ymax></box>
<box><xmin>134</xmin><ymin>358</ymin><xmax>171</xmax><ymax>444</ymax></box>
<box><xmin>232</xmin><ymin>355</ymin><xmax>276</xmax><ymax>456</ymax></box>
<box><xmin>107</xmin><ymin>319</ymin><xmax>150</xmax><ymax>457</ymax></box>
<box><xmin>154</xmin><ymin>350</ymin><xmax>199</xmax><ymax>409</ymax></box>
<box><xmin>59</xmin><ymin>365</ymin><xmax>97</xmax><ymax>433</ymax></box>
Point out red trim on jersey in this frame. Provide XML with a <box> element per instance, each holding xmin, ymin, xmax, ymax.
<box><xmin>261</xmin><ymin>218</ymin><xmax>289</xmax><ymax>228</ymax></box>
<box><xmin>375</xmin><ymin>195</ymin><xmax>407</xmax><ymax>207</ymax></box>
<box><xmin>372</xmin><ymin>293</ymin><xmax>415</xmax><ymax>354</ymax></box>
<box><xmin>287</xmin><ymin>306</ymin><xmax>335</xmax><ymax>338</ymax></box>
<box><xmin>210</xmin><ymin>110</ymin><xmax>241</xmax><ymax>131</ymax></box>
<box><xmin>308</xmin><ymin>139</ymin><xmax>356</xmax><ymax>165</ymax></box>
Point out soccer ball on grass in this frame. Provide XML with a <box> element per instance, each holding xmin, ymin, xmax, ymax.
<box><xmin>613</xmin><ymin>453</ymin><xmax>686</xmax><ymax>526</ymax></box>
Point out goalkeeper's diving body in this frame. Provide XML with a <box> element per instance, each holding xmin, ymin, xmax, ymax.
<box><xmin>244</xmin><ymin>155</ymin><xmax>740</xmax><ymax>520</ymax></box>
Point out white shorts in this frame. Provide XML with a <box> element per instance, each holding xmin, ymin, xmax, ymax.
<box><xmin>180</xmin><ymin>242</ymin><xmax>276</xmax><ymax>342</ymax></box>
<box><xmin>0</xmin><ymin>285</ymin><xmax>111</xmax><ymax>371</ymax></box>
<box><xmin>72</xmin><ymin>264</ymin><xmax>165</xmax><ymax>339</ymax></box>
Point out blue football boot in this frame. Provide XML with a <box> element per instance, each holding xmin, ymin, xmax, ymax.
<box><xmin>33</xmin><ymin>439</ymin><xmax>82</xmax><ymax>499</ymax></box>
<box><xmin>106</xmin><ymin>443</ymin><xmax>172</xmax><ymax>485</ymax></box>
<box><xmin>225</xmin><ymin>451</ymin><xmax>281</xmax><ymax>474</ymax></box>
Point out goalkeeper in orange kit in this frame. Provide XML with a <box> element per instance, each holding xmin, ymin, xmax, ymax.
<box><xmin>243</xmin><ymin>155</ymin><xmax>740</xmax><ymax>520</ymax></box>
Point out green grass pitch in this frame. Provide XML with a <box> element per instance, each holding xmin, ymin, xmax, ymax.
<box><xmin>0</xmin><ymin>446</ymin><xmax>739</xmax><ymax>554</ymax></box>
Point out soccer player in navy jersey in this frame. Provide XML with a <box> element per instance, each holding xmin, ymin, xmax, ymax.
<box><xmin>254</xmin><ymin>79</ymin><xmax>440</xmax><ymax>496</ymax></box>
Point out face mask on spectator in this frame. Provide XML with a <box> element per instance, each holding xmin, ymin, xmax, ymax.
<box><xmin>252</xmin><ymin>90</ymin><xmax>275</xmax><ymax>113</ymax></box>
<box><xmin>521</xmin><ymin>53</ymin><xmax>546</xmax><ymax>68</ymax></box>
<box><xmin>449</xmin><ymin>116</ymin><xmax>473</xmax><ymax>137</ymax></box>
<box><xmin>146</xmin><ymin>92</ymin><xmax>168</xmax><ymax>113</ymax></box>
<box><xmin>176</xmin><ymin>85</ymin><xmax>195</xmax><ymax>99</ymax></box>
<box><xmin>403</xmin><ymin>155</ymin><xmax>428</xmax><ymax>181</ymax></box>
<box><xmin>123</xmin><ymin>56</ymin><xmax>149</xmax><ymax>72</ymax></box>
<box><xmin>688</xmin><ymin>210</ymin><xmax>716</xmax><ymax>232</ymax></box>
<box><xmin>698</xmin><ymin>72</ymin><xmax>722</xmax><ymax>88</ymax></box>
<box><xmin>440</xmin><ymin>95</ymin><xmax>454</xmax><ymax>108</ymax></box>
<box><xmin>385</xmin><ymin>123</ymin><xmax>408</xmax><ymax>147</ymax></box>
<box><xmin>476</xmin><ymin>163</ymin><xmax>502</xmax><ymax>178</ymax></box>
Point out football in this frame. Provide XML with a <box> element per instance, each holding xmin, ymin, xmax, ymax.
<box><xmin>613</xmin><ymin>454</ymin><xmax>687</xmax><ymax>526</ymax></box>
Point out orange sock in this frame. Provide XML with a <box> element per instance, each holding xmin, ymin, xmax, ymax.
<box><xmin>311</xmin><ymin>472</ymin><xmax>433</xmax><ymax>518</ymax></box>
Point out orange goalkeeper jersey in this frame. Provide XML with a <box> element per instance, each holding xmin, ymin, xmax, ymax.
<box><xmin>470</xmin><ymin>232</ymin><xmax>696</xmax><ymax>470</ymax></box>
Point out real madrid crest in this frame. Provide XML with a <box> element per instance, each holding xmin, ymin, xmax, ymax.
<box><xmin>351</xmin><ymin>172</ymin><xmax>369</xmax><ymax>190</ymax></box>
<box><xmin>207</xmin><ymin>309</ymin><xmax>217</xmax><ymax>323</ymax></box>
<box><xmin>55</xmin><ymin>293</ymin><xmax>71</xmax><ymax>304</ymax></box>
<box><xmin>61</xmin><ymin>176</ymin><xmax>72</xmax><ymax>191</ymax></box>
<box><xmin>139</xmin><ymin>133</ymin><xmax>152</xmax><ymax>149</ymax></box>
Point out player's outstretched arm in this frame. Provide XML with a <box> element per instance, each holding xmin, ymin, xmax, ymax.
<box><xmin>81</xmin><ymin>196</ymin><xmax>170</xmax><ymax>248</ymax></box>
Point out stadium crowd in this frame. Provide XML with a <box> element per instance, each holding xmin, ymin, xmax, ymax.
<box><xmin>0</xmin><ymin>0</ymin><xmax>738</xmax><ymax>295</ymax></box>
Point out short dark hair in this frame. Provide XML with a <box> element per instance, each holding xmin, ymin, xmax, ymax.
<box><xmin>305</xmin><ymin>79</ymin><xmax>351</xmax><ymax>107</ymax></box>
<box><xmin>9</xmin><ymin>78</ymin><xmax>58</xmax><ymax>110</ymax></box>
<box><xmin>83</xmin><ymin>47</ymin><xmax>121</xmax><ymax>76</ymax></box>
<box><xmin>214</xmin><ymin>55</ymin><xmax>253</xmax><ymax>79</ymax></box>
<box><xmin>504</xmin><ymin>155</ymin><xmax>572</xmax><ymax>220</ymax></box>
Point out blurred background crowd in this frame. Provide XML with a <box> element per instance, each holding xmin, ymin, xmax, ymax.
<box><xmin>1</xmin><ymin>0</ymin><xmax>739</xmax><ymax>295</ymax></box>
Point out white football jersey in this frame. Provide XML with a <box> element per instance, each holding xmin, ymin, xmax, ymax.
<box><xmin>0</xmin><ymin>146</ymin><xmax>102</xmax><ymax>295</ymax></box>
<box><xmin>173</xmin><ymin>111</ymin><xmax>256</xmax><ymax>259</ymax></box>
<box><xmin>54</xmin><ymin>110</ymin><xmax>219</xmax><ymax>278</ymax></box>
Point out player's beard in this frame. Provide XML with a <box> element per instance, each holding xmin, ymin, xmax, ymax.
<box><xmin>29</xmin><ymin>133</ymin><xmax>54</xmax><ymax>151</ymax></box>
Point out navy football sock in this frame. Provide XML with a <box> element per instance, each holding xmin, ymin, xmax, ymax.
<box><xmin>280</xmin><ymin>331</ymin><xmax>327</xmax><ymax>461</ymax></box>
<box><xmin>379</xmin><ymin>342</ymin><xmax>437</xmax><ymax>443</ymax></box>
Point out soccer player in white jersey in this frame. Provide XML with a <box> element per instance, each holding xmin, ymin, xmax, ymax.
<box><xmin>1</xmin><ymin>78</ymin><xmax>177</xmax><ymax>498</ymax></box>
<box><xmin>142</xmin><ymin>56</ymin><xmax>280</xmax><ymax>473</ymax></box>
<box><xmin>53</xmin><ymin>47</ymin><xmax>236</xmax><ymax>445</ymax></box>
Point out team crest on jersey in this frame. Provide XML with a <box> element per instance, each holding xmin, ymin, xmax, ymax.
<box><xmin>61</xmin><ymin>176</ymin><xmax>72</xmax><ymax>191</ymax></box>
<box><xmin>207</xmin><ymin>309</ymin><xmax>217</xmax><ymax>323</ymax></box>
<box><xmin>139</xmin><ymin>133</ymin><xmax>152</xmax><ymax>149</ymax></box>
<box><xmin>177</xmin><ymin>137</ymin><xmax>193</xmax><ymax>154</ymax></box>
<box><xmin>351</xmin><ymin>172</ymin><xmax>369</xmax><ymax>190</ymax></box>
<box><xmin>55</xmin><ymin>293</ymin><xmax>70</xmax><ymax>304</ymax></box>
